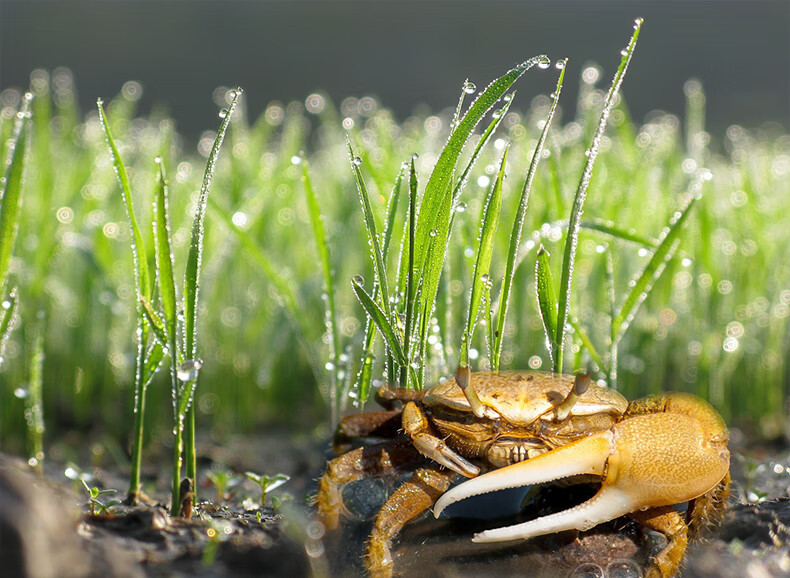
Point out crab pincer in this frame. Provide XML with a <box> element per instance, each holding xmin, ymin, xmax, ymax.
<box><xmin>434</xmin><ymin>393</ymin><xmax>730</xmax><ymax>577</ymax></box>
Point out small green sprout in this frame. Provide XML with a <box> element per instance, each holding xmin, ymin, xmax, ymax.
<box><xmin>206</xmin><ymin>468</ymin><xmax>238</xmax><ymax>503</ymax></box>
<box><xmin>244</xmin><ymin>471</ymin><xmax>290</xmax><ymax>509</ymax></box>
<box><xmin>80</xmin><ymin>478</ymin><xmax>122</xmax><ymax>515</ymax></box>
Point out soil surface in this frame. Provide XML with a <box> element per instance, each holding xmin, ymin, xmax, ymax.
<box><xmin>2</xmin><ymin>428</ymin><xmax>790</xmax><ymax>578</ymax></box>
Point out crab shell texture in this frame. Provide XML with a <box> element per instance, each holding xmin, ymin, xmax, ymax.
<box><xmin>317</xmin><ymin>370</ymin><xmax>730</xmax><ymax>578</ymax></box>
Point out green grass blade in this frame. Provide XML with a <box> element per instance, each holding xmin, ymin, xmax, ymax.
<box><xmin>450</xmin><ymin>95</ymin><xmax>514</xmax><ymax>208</ymax></box>
<box><xmin>153</xmin><ymin>160</ymin><xmax>179</xmax><ymax>359</ymax></box>
<box><xmin>611</xmin><ymin>172</ymin><xmax>706</xmax><ymax>343</ymax></box>
<box><xmin>555</xmin><ymin>21</ymin><xmax>642</xmax><ymax>374</ymax></box>
<box><xmin>401</xmin><ymin>158</ymin><xmax>419</xmax><ymax>388</ymax></box>
<box><xmin>351</xmin><ymin>276</ymin><xmax>406</xmax><ymax>367</ymax></box>
<box><xmin>25</xmin><ymin>316</ymin><xmax>46</xmax><ymax>475</ymax></box>
<box><xmin>581</xmin><ymin>218</ymin><xmax>657</xmax><ymax>247</ymax></box>
<box><xmin>413</xmin><ymin>56</ymin><xmax>549</xmax><ymax>379</ymax></box>
<box><xmin>569</xmin><ymin>318</ymin><xmax>605</xmax><ymax>373</ymax></box>
<box><xmin>348</xmin><ymin>138</ymin><xmax>391</xmax><ymax>314</ymax></box>
<box><xmin>492</xmin><ymin>60</ymin><xmax>566</xmax><ymax>370</ymax></box>
<box><xmin>535</xmin><ymin>246</ymin><xmax>558</xmax><ymax>361</ymax></box>
<box><xmin>97</xmin><ymin>98</ymin><xmax>151</xmax><ymax>302</ymax></box>
<box><xmin>0</xmin><ymin>288</ymin><xmax>18</xmax><ymax>369</ymax></box>
<box><xmin>353</xmin><ymin>164</ymin><xmax>406</xmax><ymax>404</ymax></box>
<box><xmin>301</xmin><ymin>155</ymin><xmax>341</xmax><ymax>419</ymax></box>
<box><xmin>460</xmin><ymin>145</ymin><xmax>508</xmax><ymax>368</ymax></box>
<box><xmin>0</xmin><ymin>95</ymin><xmax>32</xmax><ymax>292</ymax></box>
<box><xmin>184</xmin><ymin>88</ymin><xmax>241</xmax><ymax>364</ymax></box>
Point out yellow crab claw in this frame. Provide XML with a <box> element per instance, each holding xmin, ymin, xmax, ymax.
<box><xmin>434</xmin><ymin>405</ymin><xmax>729</xmax><ymax>544</ymax></box>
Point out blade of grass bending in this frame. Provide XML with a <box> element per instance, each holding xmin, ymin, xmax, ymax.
<box><xmin>176</xmin><ymin>87</ymin><xmax>241</xmax><ymax>514</ymax></box>
<box><xmin>142</xmin><ymin>342</ymin><xmax>165</xmax><ymax>387</ymax></box>
<box><xmin>352</xmin><ymin>277</ymin><xmax>406</xmax><ymax>367</ymax></box>
<box><xmin>611</xmin><ymin>172</ymin><xmax>706</xmax><ymax>344</ymax></box>
<box><xmin>97</xmin><ymin>99</ymin><xmax>151</xmax><ymax>302</ymax></box>
<box><xmin>0</xmin><ymin>288</ymin><xmax>18</xmax><ymax>370</ymax></box>
<box><xmin>581</xmin><ymin>218</ymin><xmax>657</xmax><ymax>247</ymax></box>
<box><xmin>450</xmin><ymin>95</ymin><xmax>513</xmax><ymax>208</ymax></box>
<box><xmin>535</xmin><ymin>246</ymin><xmax>558</xmax><ymax>363</ymax></box>
<box><xmin>555</xmin><ymin>21</ymin><xmax>642</xmax><ymax>374</ymax></box>
<box><xmin>347</xmin><ymin>138</ymin><xmax>391</xmax><ymax>314</ymax></box>
<box><xmin>460</xmin><ymin>145</ymin><xmax>508</xmax><ymax>368</ymax></box>
<box><xmin>414</xmin><ymin>56</ymin><xmax>548</xmax><ymax>383</ymax></box>
<box><xmin>569</xmin><ymin>318</ymin><xmax>605</xmax><ymax>374</ymax></box>
<box><xmin>301</xmin><ymin>155</ymin><xmax>341</xmax><ymax>422</ymax></box>
<box><xmin>492</xmin><ymin>59</ymin><xmax>566</xmax><ymax>371</ymax></box>
<box><xmin>0</xmin><ymin>94</ymin><xmax>32</xmax><ymax>293</ymax></box>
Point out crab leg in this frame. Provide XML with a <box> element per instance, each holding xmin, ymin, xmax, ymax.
<box><xmin>434</xmin><ymin>407</ymin><xmax>730</xmax><ymax>544</ymax></box>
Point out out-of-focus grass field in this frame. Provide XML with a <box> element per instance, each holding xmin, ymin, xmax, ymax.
<box><xmin>0</xmin><ymin>64</ymin><xmax>788</xmax><ymax>461</ymax></box>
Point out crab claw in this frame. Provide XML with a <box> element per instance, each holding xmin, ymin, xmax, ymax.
<box><xmin>434</xmin><ymin>406</ymin><xmax>729</xmax><ymax>544</ymax></box>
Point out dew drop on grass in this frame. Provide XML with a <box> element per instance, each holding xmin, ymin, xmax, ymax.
<box><xmin>455</xmin><ymin>202</ymin><xmax>467</xmax><ymax>213</ymax></box>
<box><xmin>218</xmin><ymin>108</ymin><xmax>228</xmax><ymax>119</ymax></box>
<box><xmin>555</xmin><ymin>59</ymin><xmax>566</xmax><ymax>70</ymax></box>
<box><xmin>429</xmin><ymin>229</ymin><xmax>438</xmax><ymax>238</ymax></box>
<box><xmin>14</xmin><ymin>387</ymin><xmax>27</xmax><ymax>399</ymax></box>
<box><xmin>503</xmin><ymin>93</ymin><xmax>513</xmax><ymax>103</ymax></box>
<box><xmin>352</xmin><ymin>275</ymin><xmax>364</xmax><ymax>285</ymax></box>
<box><xmin>177</xmin><ymin>359</ymin><xmax>203</xmax><ymax>382</ymax></box>
<box><xmin>492</xmin><ymin>109</ymin><xmax>503</xmax><ymax>119</ymax></box>
<box><xmin>463</xmin><ymin>81</ymin><xmax>477</xmax><ymax>94</ymax></box>
<box><xmin>537</xmin><ymin>56</ymin><xmax>551</xmax><ymax>69</ymax></box>
<box><xmin>352</xmin><ymin>156</ymin><xmax>363</xmax><ymax>167</ymax></box>
<box><xmin>290</xmin><ymin>155</ymin><xmax>302</xmax><ymax>165</ymax></box>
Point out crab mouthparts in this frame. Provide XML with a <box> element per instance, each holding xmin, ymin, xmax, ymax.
<box><xmin>433</xmin><ymin>430</ymin><xmax>641</xmax><ymax>542</ymax></box>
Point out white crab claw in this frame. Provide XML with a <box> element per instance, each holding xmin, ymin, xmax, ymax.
<box><xmin>434</xmin><ymin>409</ymin><xmax>730</xmax><ymax>544</ymax></box>
<box><xmin>434</xmin><ymin>430</ymin><xmax>614</xmax><ymax>520</ymax></box>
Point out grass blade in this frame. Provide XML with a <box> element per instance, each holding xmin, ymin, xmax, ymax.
<box><xmin>301</xmin><ymin>155</ymin><xmax>341</xmax><ymax>421</ymax></box>
<box><xmin>176</xmin><ymin>87</ymin><xmax>241</xmax><ymax>514</ymax></box>
<box><xmin>97</xmin><ymin>98</ymin><xmax>151</xmax><ymax>302</ymax></box>
<box><xmin>348</xmin><ymin>138</ymin><xmax>391</xmax><ymax>314</ymax></box>
<box><xmin>460</xmin><ymin>145</ymin><xmax>508</xmax><ymax>368</ymax></box>
<box><xmin>554</xmin><ymin>21</ymin><xmax>642</xmax><ymax>374</ymax></box>
<box><xmin>492</xmin><ymin>59</ymin><xmax>566</xmax><ymax>370</ymax></box>
<box><xmin>413</xmin><ymin>56</ymin><xmax>549</xmax><ymax>383</ymax></box>
<box><xmin>611</xmin><ymin>172</ymin><xmax>707</xmax><ymax>343</ymax></box>
<box><xmin>153</xmin><ymin>160</ymin><xmax>179</xmax><ymax>359</ymax></box>
<box><xmin>0</xmin><ymin>288</ymin><xmax>18</xmax><ymax>369</ymax></box>
<box><xmin>351</xmin><ymin>276</ymin><xmax>406</xmax><ymax>367</ymax></box>
<box><xmin>0</xmin><ymin>94</ymin><xmax>32</xmax><ymax>293</ymax></box>
<box><xmin>184</xmin><ymin>88</ymin><xmax>241</xmax><ymax>364</ymax></box>
<box><xmin>535</xmin><ymin>246</ymin><xmax>558</xmax><ymax>362</ymax></box>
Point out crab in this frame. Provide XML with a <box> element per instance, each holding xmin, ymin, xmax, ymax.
<box><xmin>316</xmin><ymin>369</ymin><xmax>730</xmax><ymax>577</ymax></box>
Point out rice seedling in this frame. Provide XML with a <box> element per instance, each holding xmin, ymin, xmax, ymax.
<box><xmin>98</xmin><ymin>88</ymin><xmax>240</xmax><ymax>513</ymax></box>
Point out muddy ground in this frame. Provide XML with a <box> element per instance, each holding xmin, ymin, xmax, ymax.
<box><xmin>2</xmin><ymin>428</ymin><xmax>790</xmax><ymax>578</ymax></box>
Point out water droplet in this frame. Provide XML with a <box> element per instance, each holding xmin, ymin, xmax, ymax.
<box><xmin>290</xmin><ymin>155</ymin><xmax>302</xmax><ymax>165</ymax></box>
<box><xmin>154</xmin><ymin>156</ymin><xmax>162</xmax><ymax>164</ymax></box>
<box><xmin>503</xmin><ymin>93</ymin><xmax>513</xmax><ymax>102</ymax></box>
<box><xmin>537</xmin><ymin>56</ymin><xmax>551</xmax><ymax>69</ymax></box>
<box><xmin>429</xmin><ymin>229</ymin><xmax>438</xmax><ymax>238</ymax></box>
<box><xmin>352</xmin><ymin>156</ymin><xmax>363</xmax><ymax>167</ymax></box>
<box><xmin>463</xmin><ymin>81</ymin><xmax>476</xmax><ymax>94</ymax></box>
<box><xmin>14</xmin><ymin>387</ymin><xmax>27</xmax><ymax>399</ymax></box>
<box><xmin>218</xmin><ymin>108</ymin><xmax>228</xmax><ymax>119</ymax></box>
<box><xmin>492</xmin><ymin>109</ymin><xmax>503</xmax><ymax>119</ymax></box>
<box><xmin>634</xmin><ymin>17</ymin><xmax>644</xmax><ymax>27</ymax></box>
<box><xmin>555</xmin><ymin>59</ymin><xmax>566</xmax><ymax>70</ymax></box>
<box><xmin>455</xmin><ymin>202</ymin><xmax>467</xmax><ymax>213</ymax></box>
<box><xmin>352</xmin><ymin>275</ymin><xmax>364</xmax><ymax>285</ymax></box>
<box><xmin>177</xmin><ymin>359</ymin><xmax>203</xmax><ymax>382</ymax></box>
<box><xmin>620</xmin><ymin>49</ymin><xmax>629</xmax><ymax>57</ymax></box>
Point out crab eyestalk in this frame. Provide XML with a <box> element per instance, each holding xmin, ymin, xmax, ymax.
<box><xmin>553</xmin><ymin>371</ymin><xmax>591</xmax><ymax>422</ymax></box>
<box><xmin>456</xmin><ymin>364</ymin><xmax>487</xmax><ymax>419</ymax></box>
